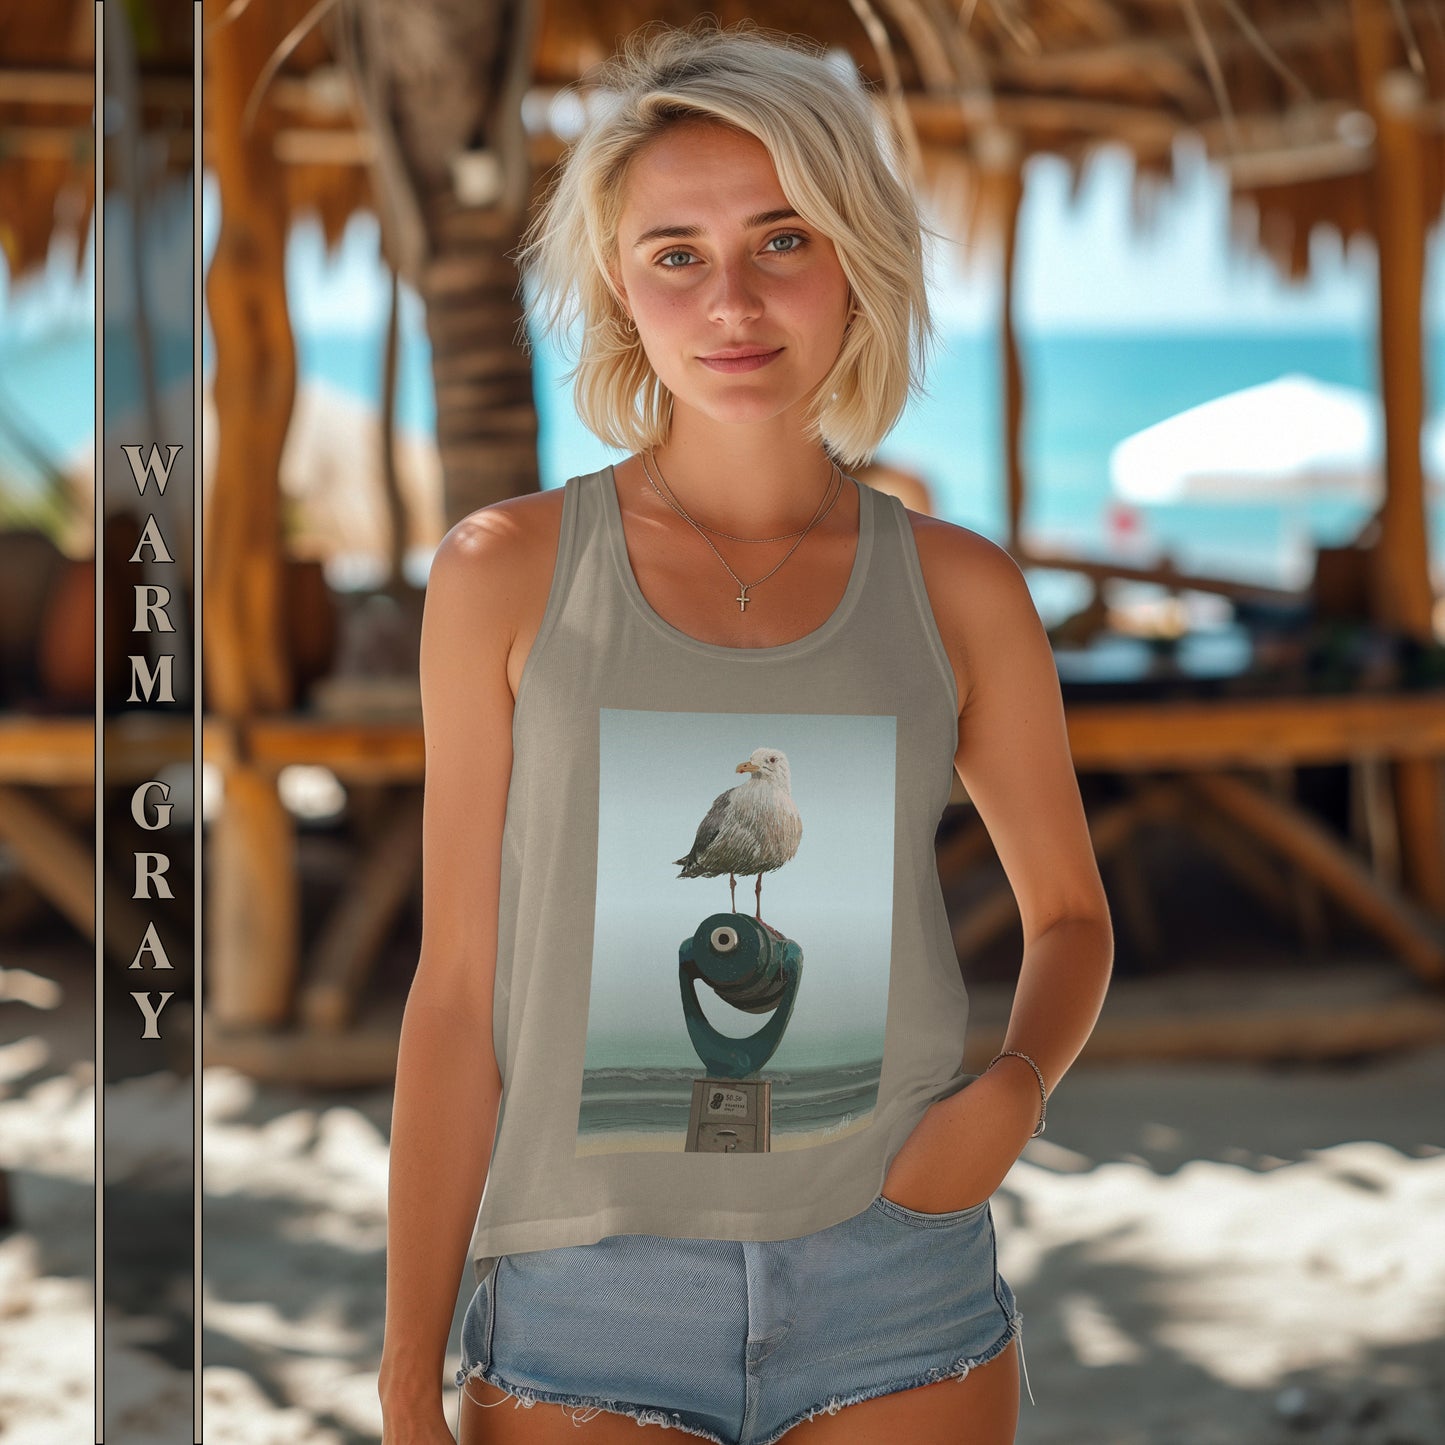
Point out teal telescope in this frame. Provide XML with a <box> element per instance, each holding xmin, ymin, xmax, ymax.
<box><xmin>678</xmin><ymin>914</ymin><xmax>804</xmax><ymax>1079</ymax></box>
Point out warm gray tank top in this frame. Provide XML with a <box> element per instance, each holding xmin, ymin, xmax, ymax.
<box><xmin>464</xmin><ymin>462</ymin><xmax>977</xmax><ymax>1286</ymax></box>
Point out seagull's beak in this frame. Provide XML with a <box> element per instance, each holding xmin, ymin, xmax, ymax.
<box><xmin>736</xmin><ymin>761</ymin><xmax>757</xmax><ymax>773</ymax></box>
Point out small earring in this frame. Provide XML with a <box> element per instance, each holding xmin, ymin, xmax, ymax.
<box><xmin>622</xmin><ymin>313</ymin><xmax>636</xmax><ymax>333</ymax></box>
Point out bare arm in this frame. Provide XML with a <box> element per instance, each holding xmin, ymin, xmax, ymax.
<box><xmin>377</xmin><ymin>512</ymin><xmax>518</xmax><ymax>1435</ymax></box>
<box><xmin>882</xmin><ymin>521</ymin><xmax>1114</xmax><ymax>1214</ymax></box>
<box><xmin>946</xmin><ymin>534</ymin><xmax>1114</xmax><ymax>1098</ymax></box>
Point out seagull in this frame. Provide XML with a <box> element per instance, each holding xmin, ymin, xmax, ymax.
<box><xmin>674</xmin><ymin>747</ymin><xmax>803</xmax><ymax>929</ymax></box>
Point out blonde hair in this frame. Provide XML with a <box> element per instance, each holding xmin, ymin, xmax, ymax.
<box><xmin>512</xmin><ymin>17</ymin><xmax>939</xmax><ymax>469</ymax></box>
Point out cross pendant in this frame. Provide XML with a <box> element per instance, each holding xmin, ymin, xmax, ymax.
<box><xmin>736</xmin><ymin>587</ymin><xmax>751</xmax><ymax>612</ymax></box>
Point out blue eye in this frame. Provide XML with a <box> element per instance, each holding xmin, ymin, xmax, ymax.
<box><xmin>653</xmin><ymin>234</ymin><xmax>803</xmax><ymax>271</ymax></box>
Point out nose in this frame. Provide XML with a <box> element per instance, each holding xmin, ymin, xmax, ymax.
<box><xmin>707</xmin><ymin>256</ymin><xmax>764</xmax><ymax>327</ymax></box>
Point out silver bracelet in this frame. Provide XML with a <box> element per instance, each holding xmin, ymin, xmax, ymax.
<box><xmin>987</xmin><ymin>1050</ymin><xmax>1048</xmax><ymax>1137</ymax></box>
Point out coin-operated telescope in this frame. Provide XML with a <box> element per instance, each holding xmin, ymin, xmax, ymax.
<box><xmin>679</xmin><ymin>914</ymin><xmax>804</xmax><ymax>1153</ymax></box>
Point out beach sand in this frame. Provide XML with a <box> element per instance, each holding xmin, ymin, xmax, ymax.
<box><xmin>575</xmin><ymin>1109</ymin><xmax>876</xmax><ymax>1157</ymax></box>
<box><xmin>1</xmin><ymin>939</ymin><xmax>1441</xmax><ymax>1444</ymax></box>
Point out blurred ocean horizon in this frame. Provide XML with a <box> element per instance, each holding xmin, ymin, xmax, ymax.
<box><xmin>4</xmin><ymin>319</ymin><xmax>1442</xmax><ymax>612</ymax></box>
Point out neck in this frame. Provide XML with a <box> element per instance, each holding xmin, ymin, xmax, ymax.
<box><xmin>645</xmin><ymin>409</ymin><xmax>841</xmax><ymax>535</ymax></box>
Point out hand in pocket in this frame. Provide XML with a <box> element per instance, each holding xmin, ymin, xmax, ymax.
<box><xmin>881</xmin><ymin>1069</ymin><xmax>1037</xmax><ymax>1214</ymax></box>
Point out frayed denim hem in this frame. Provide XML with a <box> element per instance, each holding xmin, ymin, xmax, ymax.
<box><xmin>455</xmin><ymin>1359</ymin><xmax>731</xmax><ymax>1443</ymax></box>
<box><xmin>747</xmin><ymin>1308</ymin><xmax>1029</xmax><ymax>1445</ymax></box>
<box><xmin>454</xmin><ymin>1310</ymin><xmax>1031</xmax><ymax>1445</ymax></box>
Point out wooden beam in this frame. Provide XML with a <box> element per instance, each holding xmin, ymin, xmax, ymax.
<box><xmin>951</xmin><ymin>786</ymin><xmax>1152</xmax><ymax>958</ymax></box>
<box><xmin>0</xmin><ymin>126</ymin><xmax>95</xmax><ymax>159</ymax></box>
<box><xmin>1175</xmin><ymin>792</ymin><xmax>1301</xmax><ymax>924</ymax></box>
<box><xmin>1009</xmin><ymin>991</ymin><xmax>1445</xmax><ymax>1062</ymax></box>
<box><xmin>140</xmin><ymin>91</ymin><xmax>1395</xmax><ymax>186</ymax></box>
<box><xmin>1187</xmin><ymin>771</ymin><xmax>1444</xmax><ymax>981</ymax></box>
<box><xmin>202</xmin><ymin>715</ymin><xmax>425</xmax><ymax>780</ymax></box>
<box><xmin>299</xmin><ymin>788</ymin><xmax>424</xmax><ymax>1031</ymax></box>
<box><xmin>202</xmin><ymin>979</ymin><xmax>1445</xmax><ymax>1083</ymax></box>
<box><xmin>0</xmin><ymin>716</ymin><xmax>194</xmax><ymax>786</ymax></box>
<box><xmin>0</xmin><ymin>718</ymin><xmax>92</xmax><ymax>786</ymax></box>
<box><xmin>909</xmin><ymin>90</ymin><xmax>1181</xmax><ymax>147</ymax></box>
<box><xmin>1216</xmin><ymin>136</ymin><xmax>1374</xmax><ymax>188</ymax></box>
<box><xmin>201</xmin><ymin>694</ymin><xmax>1445</xmax><ymax>787</ymax></box>
<box><xmin>991</xmin><ymin>0</ymin><xmax>1441</xmax><ymax>98</ymax></box>
<box><xmin>963</xmin><ymin>968</ymin><xmax>1445</xmax><ymax>1070</ymax></box>
<box><xmin>0</xmin><ymin>65</ymin><xmax>187</xmax><ymax>107</ymax></box>
<box><xmin>271</xmin><ymin>127</ymin><xmax>375</xmax><ymax>166</ymax></box>
<box><xmin>1015</xmin><ymin>541</ymin><xmax>1299</xmax><ymax>606</ymax></box>
<box><xmin>0</xmin><ymin>784</ymin><xmax>94</xmax><ymax>943</ymax></box>
<box><xmin>203</xmin><ymin>1010</ymin><xmax>402</xmax><ymax>1086</ymax></box>
<box><xmin>1063</xmin><ymin>694</ymin><xmax>1445</xmax><ymax>770</ymax></box>
<box><xmin>0</xmin><ymin>784</ymin><xmax>151</xmax><ymax>964</ymax></box>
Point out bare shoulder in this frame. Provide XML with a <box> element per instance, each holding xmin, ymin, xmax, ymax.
<box><xmin>899</xmin><ymin>504</ymin><xmax>1040</xmax><ymax>712</ymax></box>
<box><xmin>424</xmin><ymin>486</ymin><xmax>568</xmax><ymax>699</ymax></box>
<box><xmin>413</xmin><ymin>489</ymin><xmax>569</xmax><ymax>1034</ymax></box>
<box><xmin>429</xmin><ymin>486</ymin><xmax>565</xmax><ymax>591</ymax></box>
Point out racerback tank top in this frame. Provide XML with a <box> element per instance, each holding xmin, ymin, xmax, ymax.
<box><xmin>463</xmin><ymin>462</ymin><xmax>979</xmax><ymax>1287</ymax></box>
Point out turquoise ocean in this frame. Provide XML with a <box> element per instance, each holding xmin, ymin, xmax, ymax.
<box><xmin>3</xmin><ymin>320</ymin><xmax>1441</xmax><ymax>626</ymax></box>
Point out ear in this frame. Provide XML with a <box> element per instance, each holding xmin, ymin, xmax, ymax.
<box><xmin>606</xmin><ymin>262</ymin><xmax>630</xmax><ymax>315</ymax></box>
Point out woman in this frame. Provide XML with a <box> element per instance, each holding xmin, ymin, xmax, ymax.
<box><xmin>379</xmin><ymin>19</ymin><xmax>1113</xmax><ymax>1445</ymax></box>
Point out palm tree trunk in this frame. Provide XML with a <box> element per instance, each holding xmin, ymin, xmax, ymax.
<box><xmin>339</xmin><ymin>0</ymin><xmax>541</xmax><ymax>523</ymax></box>
<box><xmin>419</xmin><ymin>196</ymin><xmax>540</xmax><ymax>522</ymax></box>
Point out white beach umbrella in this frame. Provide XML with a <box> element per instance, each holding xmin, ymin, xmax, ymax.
<box><xmin>1108</xmin><ymin>371</ymin><xmax>1445</xmax><ymax>506</ymax></box>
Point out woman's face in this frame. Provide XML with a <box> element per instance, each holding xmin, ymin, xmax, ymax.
<box><xmin>611</xmin><ymin>119</ymin><xmax>853</xmax><ymax>430</ymax></box>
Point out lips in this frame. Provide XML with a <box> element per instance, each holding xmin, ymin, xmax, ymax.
<box><xmin>701</xmin><ymin>348</ymin><xmax>781</xmax><ymax>360</ymax></box>
<box><xmin>698</xmin><ymin>348</ymin><xmax>783</xmax><ymax>373</ymax></box>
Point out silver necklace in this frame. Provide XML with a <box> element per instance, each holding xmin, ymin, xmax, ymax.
<box><xmin>638</xmin><ymin>449</ymin><xmax>844</xmax><ymax>612</ymax></box>
<box><xmin>642</xmin><ymin>447</ymin><xmax>841</xmax><ymax>542</ymax></box>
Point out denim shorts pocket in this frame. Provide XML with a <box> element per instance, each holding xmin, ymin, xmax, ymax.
<box><xmin>871</xmin><ymin>1193</ymin><xmax>992</xmax><ymax>1227</ymax></box>
<box><xmin>455</xmin><ymin>1259</ymin><xmax>500</xmax><ymax>1382</ymax></box>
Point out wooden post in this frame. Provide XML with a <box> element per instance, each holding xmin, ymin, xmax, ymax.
<box><xmin>1351</xmin><ymin>0</ymin><xmax>1445</xmax><ymax>919</ymax></box>
<box><xmin>204</xmin><ymin>0</ymin><xmax>293</xmax><ymax>716</ymax></box>
<box><xmin>204</xmin><ymin>0</ymin><xmax>299</xmax><ymax>1026</ymax></box>
<box><xmin>208</xmin><ymin>761</ymin><xmax>299</xmax><ymax>1026</ymax></box>
<box><xmin>991</xmin><ymin>134</ymin><xmax>1027</xmax><ymax>552</ymax></box>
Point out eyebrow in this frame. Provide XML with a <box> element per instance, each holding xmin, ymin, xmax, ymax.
<box><xmin>630</xmin><ymin>208</ymin><xmax>802</xmax><ymax>249</ymax></box>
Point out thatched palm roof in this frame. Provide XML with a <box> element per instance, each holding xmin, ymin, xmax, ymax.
<box><xmin>0</xmin><ymin>0</ymin><xmax>367</xmax><ymax>277</ymax></box>
<box><xmin>0</xmin><ymin>3</ymin><xmax>97</xmax><ymax>280</ymax></box>
<box><xmin>2</xmin><ymin>0</ymin><xmax>1434</xmax><ymax>287</ymax></box>
<box><xmin>525</xmin><ymin>0</ymin><xmax>1433</xmax><ymax>287</ymax></box>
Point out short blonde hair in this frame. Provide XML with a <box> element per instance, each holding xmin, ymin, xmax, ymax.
<box><xmin>513</xmin><ymin>17</ymin><xmax>938</xmax><ymax>469</ymax></box>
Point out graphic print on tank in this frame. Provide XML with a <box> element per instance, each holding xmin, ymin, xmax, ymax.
<box><xmin>577</xmin><ymin>708</ymin><xmax>897</xmax><ymax>1157</ymax></box>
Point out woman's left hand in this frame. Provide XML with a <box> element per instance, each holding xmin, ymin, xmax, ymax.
<box><xmin>879</xmin><ymin>1063</ymin><xmax>1040</xmax><ymax>1214</ymax></box>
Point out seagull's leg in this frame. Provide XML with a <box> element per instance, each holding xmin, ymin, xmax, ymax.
<box><xmin>754</xmin><ymin>872</ymin><xmax>764</xmax><ymax>924</ymax></box>
<box><xmin>729</xmin><ymin>872</ymin><xmax>737</xmax><ymax>911</ymax></box>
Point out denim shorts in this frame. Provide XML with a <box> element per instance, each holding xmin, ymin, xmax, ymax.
<box><xmin>454</xmin><ymin>1192</ymin><xmax>1031</xmax><ymax>1445</ymax></box>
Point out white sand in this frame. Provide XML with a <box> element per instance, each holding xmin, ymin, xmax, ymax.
<box><xmin>574</xmin><ymin>1109</ymin><xmax>877</xmax><ymax>1157</ymax></box>
<box><xmin>1</xmin><ymin>946</ymin><xmax>1442</xmax><ymax>1444</ymax></box>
